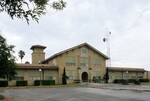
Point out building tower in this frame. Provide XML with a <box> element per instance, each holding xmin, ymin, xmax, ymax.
<box><xmin>30</xmin><ymin>45</ymin><xmax>46</xmax><ymax>64</ymax></box>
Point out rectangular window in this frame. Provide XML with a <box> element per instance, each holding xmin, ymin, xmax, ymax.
<box><xmin>45</xmin><ymin>76</ymin><xmax>56</xmax><ymax>80</ymax></box>
<box><xmin>93</xmin><ymin>58</ymin><xmax>100</xmax><ymax>67</ymax></box>
<box><xmin>92</xmin><ymin>71</ymin><xmax>101</xmax><ymax>79</ymax></box>
<box><xmin>66</xmin><ymin>70</ymin><xmax>76</xmax><ymax>80</ymax></box>
<box><xmin>80</xmin><ymin>57</ymin><xmax>88</xmax><ymax>67</ymax></box>
<box><xmin>15</xmin><ymin>77</ymin><xmax>24</xmax><ymax>81</ymax></box>
<box><xmin>29</xmin><ymin>76</ymin><xmax>40</xmax><ymax>80</ymax></box>
<box><xmin>81</xmin><ymin>48</ymin><xmax>88</xmax><ymax>57</ymax></box>
<box><xmin>66</xmin><ymin>56</ymin><xmax>76</xmax><ymax>66</ymax></box>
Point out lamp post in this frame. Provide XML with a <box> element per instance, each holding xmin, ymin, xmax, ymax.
<box><xmin>125</xmin><ymin>71</ymin><xmax>129</xmax><ymax>85</ymax></box>
<box><xmin>39</xmin><ymin>69</ymin><xmax>42</xmax><ymax>86</ymax></box>
<box><xmin>126</xmin><ymin>71</ymin><xmax>128</xmax><ymax>80</ymax></box>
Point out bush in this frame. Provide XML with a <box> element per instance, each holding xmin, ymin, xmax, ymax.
<box><xmin>122</xmin><ymin>79</ymin><xmax>129</xmax><ymax>85</ymax></box>
<box><xmin>34</xmin><ymin>80</ymin><xmax>55</xmax><ymax>86</ymax></box>
<box><xmin>0</xmin><ymin>95</ymin><xmax>4</xmax><ymax>100</ymax></box>
<box><xmin>0</xmin><ymin>81</ymin><xmax>8</xmax><ymax>87</ymax></box>
<box><xmin>139</xmin><ymin>79</ymin><xmax>149</xmax><ymax>82</ymax></box>
<box><xmin>134</xmin><ymin>80</ymin><xmax>141</xmax><ymax>85</ymax></box>
<box><xmin>114</xmin><ymin>79</ymin><xmax>124</xmax><ymax>83</ymax></box>
<box><xmin>16</xmin><ymin>80</ymin><xmax>28</xmax><ymax>86</ymax></box>
<box><xmin>128</xmin><ymin>79</ymin><xmax>136</xmax><ymax>83</ymax></box>
<box><xmin>92</xmin><ymin>79</ymin><xmax>105</xmax><ymax>83</ymax></box>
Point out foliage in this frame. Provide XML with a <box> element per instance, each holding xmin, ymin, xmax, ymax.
<box><xmin>34</xmin><ymin>80</ymin><xmax>55</xmax><ymax>86</ymax></box>
<box><xmin>0</xmin><ymin>95</ymin><xmax>4</xmax><ymax>100</ymax></box>
<box><xmin>0</xmin><ymin>35</ymin><xmax>17</xmax><ymax>81</ymax></box>
<box><xmin>104</xmin><ymin>68</ymin><xmax>109</xmax><ymax>83</ymax></box>
<box><xmin>0</xmin><ymin>0</ymin><xmax>66</xmax><ymax>24</ymax></box>
<box><xmin>139</xmin><ymin>79</ymin><xmax>149</xmax><ymax>82</ymax></box>
<box><xmin>0</xmin><ymin>80</ymin><xmax>8</xmax><ymax>87</ymax></box>
<box><xmin>16</xmin><ymin>80</ymin><xmax>28</xmax><ymax>86</ymax></box>
<box><xmin>18</xmin><ymin>50</ymin><xmax>25</xmax><ymax>63</ymax></box>
<box><xmin>62</xmin><ymin>67</ymin><xmax>67</xmax><ymax>85</ymax></box>
<box><xmin>92</xmin><ymin>79</ymin><xmax>105</xmax><ymax>83</ymax></box>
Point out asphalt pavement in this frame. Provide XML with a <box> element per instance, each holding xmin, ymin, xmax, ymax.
<box><xmin>0</xmin><ymin>84</ymin><xmax>150</xmax><ymax>101</ymax></box>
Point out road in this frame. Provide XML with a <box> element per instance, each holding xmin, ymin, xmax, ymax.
<box><xmin>0</xmin><ymin>87</ymin><xmax>150</xmax><ymax>101</ymax></box>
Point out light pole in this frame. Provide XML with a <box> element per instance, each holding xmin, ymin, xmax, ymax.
<box><xmin>126</xmin><ymin>71</ymin><xmax>128</xmax><ymax>80</ymax></box>
<box><xmin>125</xmin><ymin>71</ymin><xmax>129</xmax><ymax>85</ymax></box>
<box><xmin>39</xmin><ymin>69</ymin><xmax>42</xmax><ymax>86</ymax></box>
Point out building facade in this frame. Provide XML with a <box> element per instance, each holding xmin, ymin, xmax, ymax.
<box><xmin>41</xmin><ymin>43</ymin><xmax>108</xmax><ymax>84</ymax></box>
<box><xmin>11</xmin><ymin>43</ymin><xmax>149</xmax><ymax>86</ymax></box>
<box><xmin>108</xmin><ymin>67</ymin><xmax>147</xmax><ymax>83</ymax></box>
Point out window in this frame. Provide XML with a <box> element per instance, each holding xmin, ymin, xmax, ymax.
<box><xmin>45</xmin><ymin>76</ymin><xmax>56</xmax><ymax>80</ymax></box>
<box><xmin>15</xmin><ymin>77</ymin><xmax>24</xmax><ymax>81</ymax></box>
<box><xmin>66</xmin><ymin>70</ymin><xmax>76</xmax><ymax>80</ymax></box>
<box><xmin>29</xmin><ymin>76</ymin><xmax>40</xmax><ymax>80</ymax></box>
<box><xmin>66</xmin><ymin>56</ymin><xmax>76</xmax><ymax>66</ymax></box>
<box><xmin>81</xmin><ymin>48</ymin><xmax>88</xmax><ymax>57</ymax></box>
<box><xmin>93</xmin><ymin>58</ymin><xmax>100</xmax><ymax>67</ymax></box>
<box><xmin>80</xmin><ymin>57</ymin><xmax>88</xmax><ymax>67</ymax></box>
<box><xmin>92</xmin><ymin>71</ymin><xmax>101</xmax><ymax>79</ymax></box>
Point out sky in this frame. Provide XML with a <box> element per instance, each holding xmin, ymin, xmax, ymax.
<box><xmin>0</xmin><ymin>0</ymin><xmax>150</xmax><ymax>70</ymax></box>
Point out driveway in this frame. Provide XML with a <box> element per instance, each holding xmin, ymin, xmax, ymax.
<box><xmin>0</xmin><ymin>87</ymin><xmax>150</xmax><ymax>101</ymax></box>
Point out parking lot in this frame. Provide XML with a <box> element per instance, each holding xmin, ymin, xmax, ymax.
<box><xmin>0</xmin><ymin>84</ymin><xmax>150</xmax><ymax>101</ymax></box>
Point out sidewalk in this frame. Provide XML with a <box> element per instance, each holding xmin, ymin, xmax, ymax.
<box><xmin>87</xmin><ymin>83</ymin><xmax>150</xmax><ymax>92</ymax></box>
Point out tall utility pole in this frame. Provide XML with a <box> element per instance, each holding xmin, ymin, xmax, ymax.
<box><xmin>103</xmin><ymin>30</ymin><xmax>111</xmax><ymax>68</ymax></box>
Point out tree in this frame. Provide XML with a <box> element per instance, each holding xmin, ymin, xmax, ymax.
<box><xmin>18</xmin><ymin>50</ymin><xmax>25</xmax><ymax>63</ymax></box>
<box><xmin>0</xmin><ymin>35</ymin><xmax>17</xmax><ymax>81</ymax></box>
<box><xmin>62</xmin><ymin>67</ymin><xmax>67</xmax><ymax>85</ymax></box>
<box><xmin>0</xmin><ymin>0</ymin><xmax>66</xmax><ymax>24</ymax></box>
<box><xmin>104</xmin><ymin>67</ymin><xmax>109</xmax><ymax>83</ymax></box>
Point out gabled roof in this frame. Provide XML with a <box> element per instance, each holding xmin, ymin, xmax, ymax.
<box><xmin>30</xmin><ymin>45</ymin><xmax>46</xmax><ymax>50</ymax></box>
<box><xmin>42</xmin><ymin>42</ymin><xmax>109</xmax><ymax>63</ymax></box>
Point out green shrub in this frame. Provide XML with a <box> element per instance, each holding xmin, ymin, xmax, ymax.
<box><xmin>92</xmin><ymin>79</ymin><xmax>104</xmax><ymax>83</ymax></box>
<box><xmin>122</xmin><ymin>79</ymin><xmax>129</xmax><ymax>85</ymax></box>
<box><xmin>0</xmin><ymin>95</ymin><xmax>4</xmax><ymax>100</ymax></box>
<box><xmin>128</xmin><ymin>79</ymin><xmax>136</xmax><ymax>83</ymax></box>
<box><xmin>34</xmin><ymin>80</ymin><xmax>55</xmax><ymax>86</ymax></box>
<box><xmin>0</xmin><ymin>81</ymin><xmax>8</xmax><ymax>87</ymax></box>
<box><xmin>139</xmin><ymin>79</ymin><xmax>149</xmax><ymax>82</ymax></box>
<box><xmin>16</xmin><ymin>80</ymin><xmax>28</xmax><ymax>86</ymax></box>
<box><xmin>114</xmin><ymin>79</ymin><xmax>124</xmax><ymax>83</ymax></box>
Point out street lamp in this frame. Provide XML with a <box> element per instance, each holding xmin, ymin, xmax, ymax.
<box><xmin>126</xmin><ymin>71</ymin><xmax>128</xmax><ymax>80</ymax></box>
<box><xmin>39</xmin><ymin>69</ymin><xmax>42</xmax><ymax>86</ymax></box>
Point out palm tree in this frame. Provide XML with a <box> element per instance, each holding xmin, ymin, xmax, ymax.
<box><xmin>18</xmin><ymin>50</ymin><xmax>25</xmax><ymax>63</ymax></box>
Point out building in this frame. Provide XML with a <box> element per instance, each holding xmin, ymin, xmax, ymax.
<box><xmin>15</xmin><ymin>43</ymin><xmax>108</xmax><ymax>85</ymax></box>
<box><xmin>108</xmin><ymin>67</ymin><xmax>147</xmax><ymax>83</ymax></box>
<box><xmin>11</xmin><ymin>43</ymin><xmax>149</xmax><ymax>86</ymax></box>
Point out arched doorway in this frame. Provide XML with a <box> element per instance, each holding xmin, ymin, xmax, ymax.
<box><xmin>82</xmin><ymin>72</ymin><xmax>88</xmax><ymax>82</ymax></box>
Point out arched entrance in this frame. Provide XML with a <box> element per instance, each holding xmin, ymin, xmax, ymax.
<box><xmin>82</xmin><ymin>72</ymin><xmax>88</xmax><ymax>82</ymax></box>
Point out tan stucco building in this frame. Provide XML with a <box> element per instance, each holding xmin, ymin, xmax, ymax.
<box><xmin>16</xmin><ymin>43</ymin><xmax>108</xmax><ymax>85</ymax></box>
<box><xmin>13</xmin><ymin>43</ymin><xmax>149</xmax><ymax>85</ymax></box>
<box><xmin>108</xmin><ymin>67</ymin><xmax>147</xmax><ymax>83</ymax></box>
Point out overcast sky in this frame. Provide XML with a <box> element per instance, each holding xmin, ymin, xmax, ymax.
<box><xmin>0</xmin><ymin>0</ymin><xmax>150</xmax><ymax>70</ymax></box>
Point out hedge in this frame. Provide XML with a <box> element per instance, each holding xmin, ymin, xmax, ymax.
<box><xmin>34</xmin><ymin>80</ymin><xmax>55</xmax><ymax>86</ymax></box>
<box><xmin>16</xmin><ymin>80</ymin><xmax>28</xmax><ymax>86</ymax></box>
<box><xmin>92</xmin><ymin>79</ymin><xmax>105</xmax><ymax>83</ymax></box>
<box><xmin>114</xmin><ymin>79</ymin><xmax>150</xmax><ymax>84</ymax></box>
<box><xmin>0</xmin><ymin>81</ymin><xmax>8</xmax><ymax>87</ymax></box>
<box><xmin>139</xmin><ymin>79</ymin><xmax>149</xmax><ymax>82</ymax></box>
